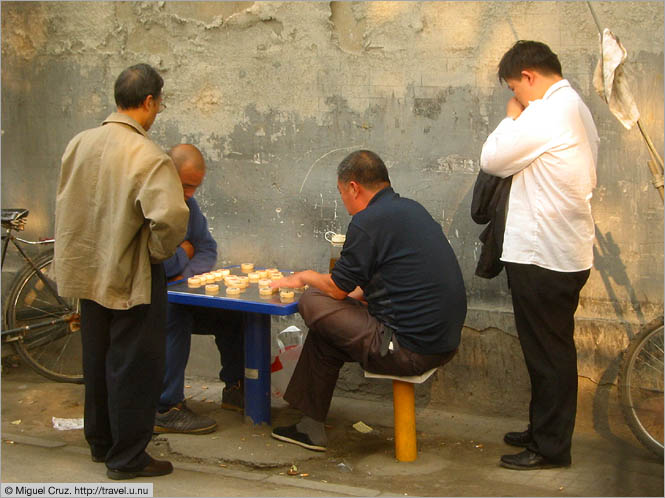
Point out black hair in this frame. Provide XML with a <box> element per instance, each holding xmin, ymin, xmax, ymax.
<box><xmin>114</xmin><ymin>63</ymin><xmax>164</xmax><ymax>109</ymax></box>
<box><xmin>337</xmin><ymin>150</ymin><xmax>391</xmax><ymax>188</ymax></box>
<box><xmin>497</xmin><ymin>40</ymin><xmax>562</xmax><ymax>83</ymax></box>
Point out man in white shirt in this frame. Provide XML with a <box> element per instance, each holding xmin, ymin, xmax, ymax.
<box><xmin>480</xmin><ymin>40</ymin><xmax>599</xmax><ymax>470</ymax></box>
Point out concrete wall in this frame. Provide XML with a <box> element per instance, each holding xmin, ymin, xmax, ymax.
<box><xmin>2</xmin><ymin>2</ymin><xmax>663</xmax><ymax>416</ymax></box>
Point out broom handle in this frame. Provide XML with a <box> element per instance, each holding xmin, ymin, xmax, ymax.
<box><xmin>637</xmin><ymin>120</ymin><xmax>664</xmax><ymax>173</ymax></box>
<box><xmin>646</xmin><ymin>159</ymin><xmax>664</xmax><ymax>202</ymax></box>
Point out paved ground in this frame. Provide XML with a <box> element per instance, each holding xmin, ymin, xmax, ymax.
<box><xmin>1</xmin><ymin>361</ymin><xmax>663</xmax><ymax>497</ymax></box>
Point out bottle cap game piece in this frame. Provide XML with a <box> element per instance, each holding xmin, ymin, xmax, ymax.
<box><xmin>205</xmin><ymin>284</ymin><xmax>219</xmax><ymax>295</ymax></box>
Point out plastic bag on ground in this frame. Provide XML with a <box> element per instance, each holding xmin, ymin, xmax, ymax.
<box><xmin>271</xmin><ymin>326</ymin><xmax>304</xmax><ymax>407</ymax></box>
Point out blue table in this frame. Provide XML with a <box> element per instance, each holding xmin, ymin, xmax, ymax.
<box><xmin>167</xmin><ymin>268</ymin><xmax>300</xmax><ymax>425</ymax></box>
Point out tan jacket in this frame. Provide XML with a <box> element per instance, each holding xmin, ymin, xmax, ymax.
<box><xmin>54</xmin><ymin>113</ymin><xmax>189</xmax><ymax>310</ymax></box>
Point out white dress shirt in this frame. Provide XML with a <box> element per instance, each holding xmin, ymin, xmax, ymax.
<box><xmin>480</xmin><ymin>79</ymin><xmax>599</xmax><ymax>272</ymax></box>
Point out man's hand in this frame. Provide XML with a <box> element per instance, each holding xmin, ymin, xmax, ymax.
<box><xmin>168</xmin><ymin>274</ymin><xmax>184</xmax><ymax>283</ymax></box>
<box><xmin>506</xmin><ymin>97</ymin><xmax>525</xmax><ymax>119</ymax></box>
<box><xmin>270</xmin><ymin>270</ymin><xmax>348</xmax><ymax>300</ymax></box>
<box><xmin>347</xmin><ymin>286</ymin><xmax>367</xmax><ymax>305</ymax></box>
<box><xmin>180</xmin><ymin>240</ymin><xmax>195</xmax><ymax>259</ymax></box>
<box><xmin>270</xmin><ymin>273</ymin><xmax>306</xmax><ymax>290</ymax></box>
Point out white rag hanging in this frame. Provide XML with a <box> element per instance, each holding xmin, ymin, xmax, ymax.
<box><xmin>592</xmin><ymin>28</ymin><xmax>640</xmax><ymax>130</ymax></box>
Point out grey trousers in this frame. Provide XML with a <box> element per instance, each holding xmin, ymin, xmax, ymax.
<box><xmin>284</xmin><ymin>288</ymin><xmax>456</xmax><ymax>422</ymax></box>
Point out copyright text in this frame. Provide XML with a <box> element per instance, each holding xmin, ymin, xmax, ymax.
<box><xmin>1</xmin><ymin>484</ymin><xmax>153</xmax><ymax>497</ymax></box>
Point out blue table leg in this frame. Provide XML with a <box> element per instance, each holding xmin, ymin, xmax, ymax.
<box><xmin>243</xmin><ymin>313</ymin><xmax>271</xmax><ymax>425</ymax></box>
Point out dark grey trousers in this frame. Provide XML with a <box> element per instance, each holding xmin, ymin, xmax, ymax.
<box><xmin>284</xmin><ymin>288</ymin><xmax>456</xmax><ymax>422</ymax></box>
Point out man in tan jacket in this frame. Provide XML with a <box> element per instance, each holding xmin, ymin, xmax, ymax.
<box><xmin>54</xmin><ymin>63</ymin><xmax>189</xmax><ymax>480</ymax></box>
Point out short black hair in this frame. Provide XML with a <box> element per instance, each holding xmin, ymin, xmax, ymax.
<box><xmin>114</xmin><ymin>63</ymin><xmax>164</xmax><ymax>109</ymax></box>
<box><xmin>497</xmin><ymin>40</ymin><xmax>562</xmax><ymax>83</ymax></box>
<box><xmin>337</xmin><ymin>150</ymin><xmax>391</xmax><ymax>188</ymax></box>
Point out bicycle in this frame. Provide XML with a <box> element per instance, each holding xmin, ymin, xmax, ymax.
<box><xmin>613</xmin><ymin>130</ymin><xmax>664</xmax><ymax>457</ymax></box>
<box><xmin>618</xmin><ymin>315</ymin><xmax>664</xmax><ymax>457</ymax></box>
<box><xmin>1</xmin><ymin>208</ymin><xmax>83</xmax><ymax>383</ymax></box>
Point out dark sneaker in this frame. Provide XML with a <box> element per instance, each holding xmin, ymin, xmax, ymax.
<box><xmin>271</xmin><ymin>424</ymin><xmax>326</xmax><ymax>452</ymax></box>
<box><xmin>154</xmin><ymin>401</ymin><xmax>217</xmax><ymax>434</ymax></box>
<box><xmin>107</xmin><ymin>457</ymin><xmax>173</xmax><ymax>480</ymax></box>
<box><xmin>221</xmin><ymin>380</ymin><xmax>244</xmax><ymax>412</ymax></box>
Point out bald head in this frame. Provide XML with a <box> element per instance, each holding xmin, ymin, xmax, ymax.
<box><xmin>169</xmin><ymin>144</ymin><xmax>206</xmax><ymax>200</ymax></box>
<box><xmin>169</xmin><ymin>144</ymin><xmax>205</xmax><ymax>173</ymax></box>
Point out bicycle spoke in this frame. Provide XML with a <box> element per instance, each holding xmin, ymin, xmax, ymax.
<box><xmin>16</xmin><ymin>299</ymin><xmax>71</xmax><ymax>316</ymax></box>
<box><xmin>13</xmin><ymin>287</ymin><xmax>74</xmax><ymax>321</ymax></box>
<box><xmin>633</xmin><ymin>360</ymin><xmax>664</xmax><ymax>377</ymax></box>
<box><xmin>634</xmin><ymin>348</ymin><xmax>664</xmax><ymax>383</ymax></box>
<box><xmin>638</xmin><ymin>339</ymin><xmax>664</xmax><ymax>360</ymax></box>
<box><xmin>52</xmin><ymin>333</ymin><xmax>75</xmax><ymax>370</ymax></box>
<box><xmin>22</xmin><ymin>330</ymin><xmax>81</xmax><ymax>378</ymax></box>
<box><xmin>22</xmin><ymin>327</ymin><xmax>72</xmax><ymax>348</ymax></box>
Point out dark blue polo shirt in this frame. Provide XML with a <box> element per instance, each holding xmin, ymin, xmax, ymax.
<box><xmin>331</xmin><ymin>187</ymin><xmax>466</xmax><ymax>354</ymax></box>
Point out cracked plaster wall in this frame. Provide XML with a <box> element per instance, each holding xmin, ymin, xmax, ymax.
<box><xmin>2</xmin><ymin>1</ymin><xmax>663</xmax><ymax>413</ymax></box>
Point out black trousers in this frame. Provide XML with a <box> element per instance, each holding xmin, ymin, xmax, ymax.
<box><xmin>284</xmin><ymin>288</ymin><xmax>456</xmax><ymax>422</ymax></box>
<box><xmin>80</xmin><ymin>264</ymin><xmax>167</xmax><ymax>471</ymax></box>
<box><xmin>505</xmin><ymin>262</ymin><xmax>590</xmax><ymax>465</ymax></box>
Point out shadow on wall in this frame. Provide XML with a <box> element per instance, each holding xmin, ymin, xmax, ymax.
<box><xmin>591</xmin><ymin>225</ymin><xmax>649</xmax><ymax>450</ymax></box>
<box><xmin>593</xmin><ymin>227</ymin><xmax>646</xmax><ymax>331</ymax></box>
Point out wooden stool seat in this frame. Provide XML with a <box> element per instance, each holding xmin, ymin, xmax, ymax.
<box><xmin>364</xmin><ymin>367</ymin><xmax>438</xmax><ymax>462</ymax></box>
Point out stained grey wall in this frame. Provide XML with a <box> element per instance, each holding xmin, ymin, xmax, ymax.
<box><xmin>2</xmin><ymin>2</ymin><xmax>663</xmax><ymax>415</ymax></box>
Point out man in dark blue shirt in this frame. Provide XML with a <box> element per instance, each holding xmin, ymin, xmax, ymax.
<box><xmin>154</xmin><ymin>144</ymin><xmax>244</xmax><ymax>434</ymax></box>
<box><xmin>269</xmin><ymin>150</ymin><xmax>467</xmax><ymax>451</ymax></box>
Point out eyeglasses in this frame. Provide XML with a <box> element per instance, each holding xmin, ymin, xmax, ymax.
<box><xmin>157</xmin><ymin>98</ymin><xmax>167</xmax><ymax>113</ymax></box>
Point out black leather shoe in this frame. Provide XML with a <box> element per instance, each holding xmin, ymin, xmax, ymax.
<box><xmin>503</xmin><ymin>429</ymin><xmax>532</xmax><ymax>448</ymax></box>
<box><xmin>500</xmin><ymin>449</ymin><xmax>569</xmax><ymax>470</ymax></box>
<box><xmin>107</xmin><ymin>458</ymin><xmax>174</xmax><ymax>480</ymax></box>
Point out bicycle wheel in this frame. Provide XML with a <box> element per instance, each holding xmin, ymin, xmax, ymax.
<box><xmin>619</xmin><ymin>316</ymin><xmax>664</xmax><ymax>457</ymax></box>
<box><xmin>4</xmin><ymin>250</ymin><xmax>83</xmax><ymax>383</ymax></box>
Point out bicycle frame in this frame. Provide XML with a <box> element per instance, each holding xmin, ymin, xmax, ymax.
<box><xmin>1</xmin><ymin>313</ymin><xmax>77</xmax><ymax>338</ymax></box>
<box><xmin>1</xmin><ymin>210</ymin><xmax>83</xmax><ymax>383</ymax></box>
<box><xmin>1</xmin><ymin>229</ymin><xmax>66</xmax><ymax>308</ymax></box>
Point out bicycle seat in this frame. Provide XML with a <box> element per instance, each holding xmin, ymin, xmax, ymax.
<box><xmin>1</xmin><ymin>208</ymin><xmax>29</xmax><ymax>229</ymax></box>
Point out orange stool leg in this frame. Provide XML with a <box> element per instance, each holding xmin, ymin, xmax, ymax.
<box><xmin>392</xmin><ymin>379</ymin><xmax>417</xmax><ymax>462</ymax></box>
